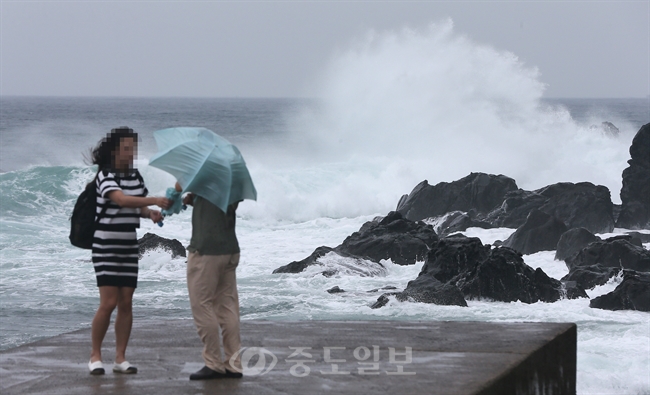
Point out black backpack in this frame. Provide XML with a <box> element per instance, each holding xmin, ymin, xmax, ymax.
<box><xmin>69</xmin><ymin>176</ymin><xmax>107</xmax><ymax>249</ymax></box>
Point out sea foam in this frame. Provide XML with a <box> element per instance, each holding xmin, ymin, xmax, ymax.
<box><xmin>246</xmin><ymin>19</ymin><xmax>636</xmax><ymax>223</ymax></box>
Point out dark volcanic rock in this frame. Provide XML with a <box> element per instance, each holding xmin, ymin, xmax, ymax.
<box><xmin>502</xmin><ymin>210</ymin><xmax>568</xmax><ymax>255</ymax></box>
<box><xmin>138</xmin><ymin>232</ymin><xmax>186</xmax><ymax>259</ymax></box>
<box><xmin>273</xmin><ymin>212</ymin><xmax>438</xmax><ymax>274</ymax></box>
<box><xmin>337</xmin><ymin>211</ymin><xmax>438</xmax><ymax>265</ymax></box>
<box><xmin>617</xmin><ymin>123</ymin><xmax>650</xmax><ymax>229</ymax></box>
<box><xmin>563</xmin><ymin>281</ymin><xmax>589</xmax><ymax>299</ymax></box>
<box><xmin>561</xmin><ymin>264</ymin><xmax>621</xmax><ymax>290</ymax></box>
<box><xmin>482</xmin><ymin>190</ymin><xmax>549</xmax><ymax>229</ymax></box>
<box><xmin>419</xmin><ymin>235</ymin><xmax>490</xmax><ymax>284</ymax></box>
<box><xmin>272</xmin><ymin>246</ymin><xmax>386</xmax><ymax>277</ymax></box>
<box><xmin>555</xmin><ymin>228</ymin><xmax>601</xmax><ymax>261</ymax></box>
<box><xmin>613</xmin><ymin>204</ymin><xmax>622</xmax><ymax>223</ymax></box>
<box><xmin>455</xmin><ymin>247</ymin><xmax>576</xmax><ymax>303</ymax></box>
<box><xmin>396</xmin><ymin>275</ymin><xmax>467</xmax><ymax>306</ymax></box>
<box><xmin>483</xmin><ymin>183</ymin><xmax>615</xmax><ymax>233</ymax></box>
<box><xmin>370</xmin><ymin>294</ymin><xmax>392</xmax><ymax>309</ymax></box>
<box><xmin>369</xmin><ymin>277</ymin><xmax>467</xmax><ymax>309</ymax></box>
<box><xmin>374</xmin><ymin>233</ymin><xmax>591</xmax><ymax>307</ymax></box>
<box><xmin>564</xmin><ymin>238</ymin><xmax>650</xmax><ymax>273</ymax></box>
<box><xmin>536</xmin><ymin>182</ymin><xmax>614</xmax><ymax>233</ymax></box>
<box><xmin>590</xmin><ymin>270</ymin><xmax>650</xmax><ymax>311</ymax></box>
<box><xmin>604</xmin><ymin>234</ymin><xmax>643</xmax><ymax>248</ymax></box>
<box><xmin>396</xmin><ymin>173</ymin><xmax>518</xmax><ymax>221</ymax></box>
<box><xmin>327</xmin><ymin>286</ymin><xmax>345</xmax><ymax>294</ymax></box>
<box><xmin>273</xmin><ymin>246</ymin><xmax>336</xmax><ymax>274</ymax></box>
<box><xmin>626</xmin><ymin>231</ymin><xmax>650</xmax><ymax>243</ymax></box>
<box><xmin>429</xmin><ymin>211</ymin><xmax>494</xmax><ymax>237</ymax></box>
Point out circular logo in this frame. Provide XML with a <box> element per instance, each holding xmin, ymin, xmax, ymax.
<box><xmin>230</xmin><ymin>347</ymin><xmax>278</xmax><ymax>376</ymax></box>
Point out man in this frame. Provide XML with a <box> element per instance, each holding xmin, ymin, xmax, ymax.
<box><xmin>179</xmin><ymin>182</ymin><xmax>243</xmax><ymax>380</ymax></box>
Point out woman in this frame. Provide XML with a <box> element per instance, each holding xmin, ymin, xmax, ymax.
<box><xmin>87</xmin><ymin>127</ymin><xmax>171</xmax><ymax>375</ymax></box>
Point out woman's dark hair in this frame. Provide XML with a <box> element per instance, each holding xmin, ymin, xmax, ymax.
<box><xmin>88</xmin><ymin>126</ymin><xmax>138</xmax><ymax>171</ymax></box>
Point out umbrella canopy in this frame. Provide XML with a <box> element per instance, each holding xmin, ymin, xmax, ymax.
<box><xmin>148</xmin><ymin>127</ymin><xmax>257</xmax><ymax>212</ymax></box>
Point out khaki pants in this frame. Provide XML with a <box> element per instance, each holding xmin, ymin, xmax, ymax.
<box><xmin>187</xmin><ymin>252</ymin><xmax>242</xmax><ymax>373</ymax></box>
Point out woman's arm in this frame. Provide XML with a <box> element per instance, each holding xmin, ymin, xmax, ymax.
<box><xmin>107</xmin><ymin>190</ymin><xmax>171</xmax><ymax>209</ymax></box>
<box><xmin>140</xmin><ymin>206</ymin><xmax>164</xmax><ymax>223</ymax></box>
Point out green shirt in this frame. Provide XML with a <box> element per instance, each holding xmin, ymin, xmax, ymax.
<box><xmin>187</xmin><ymin>196</ymin><xmax>240</xmax><ymax>256</ymax></box>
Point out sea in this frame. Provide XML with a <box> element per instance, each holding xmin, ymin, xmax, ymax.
<box><xmin>1</xmin><ymin>95</ymin><xmax>648</xmax><ymax>394</ymax></box>
<box><xmin>1</xmin><ymin>27</ymin><xmax>650</xmax><ymax>393</ymax></box>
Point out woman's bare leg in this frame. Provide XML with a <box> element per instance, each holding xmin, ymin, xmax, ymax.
<box><xmin>114</xmin><ymin>286</ymin><xmax>135</xmax><ymax>363</ymax></box>
<box><xmin>90</xmin><ymin>286</ymin><xmax>119</xmax><ymax>362</ymax></box>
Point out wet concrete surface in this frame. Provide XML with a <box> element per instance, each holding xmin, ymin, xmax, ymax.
<box><xmin>0</xmin><ymin>319</ymin><xmax>576</xmax><ymax>395</ymax></box>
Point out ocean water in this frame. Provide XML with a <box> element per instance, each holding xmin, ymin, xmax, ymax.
<box><xmin>2</xmin><ymin>23</ymin><xmax>650</xmax><ymax>394</ymax></box>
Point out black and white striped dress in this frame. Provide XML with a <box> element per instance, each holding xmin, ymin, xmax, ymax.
<box><xmin>92</xmin><ymin>169</ymin><xmax>148</xmax><ymax>288</ymax></box>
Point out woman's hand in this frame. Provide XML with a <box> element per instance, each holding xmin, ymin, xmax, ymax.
<box><xmin>157</xmin><ymin>197</ymin><xmax>172</xmax><ymax>210</ymax></box>
<box><xmin>149</xmin><ymin>209</ymin><xmax>163</xmax><ymax>223</ymax></box>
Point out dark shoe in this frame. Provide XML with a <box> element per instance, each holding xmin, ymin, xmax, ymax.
<box><xmin>189</xmin><ymin>366</ymin><xmax>226</xmax><ymax>381</ymax></box>
<box><xmin>225</xmin><ymin>369</ymin><xmax>243</xmax><ymax>379</ymax></box>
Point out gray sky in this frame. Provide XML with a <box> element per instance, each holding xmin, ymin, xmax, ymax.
<box><xmin>1</xmin><ymin>1</ymin><xmax>648</xmax><ymax>98</ymax></box>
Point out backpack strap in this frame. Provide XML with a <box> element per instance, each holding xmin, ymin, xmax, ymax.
<box><xmin>93</xmin><ymin>173</ymin><xmax>108</xmax><ymax>224</ymax></box>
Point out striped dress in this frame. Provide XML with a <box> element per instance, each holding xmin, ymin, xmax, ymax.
<box><xmin>92</xmin><ymin>169</ymin><xmax>148</xmax><ymax>288</ymax></box>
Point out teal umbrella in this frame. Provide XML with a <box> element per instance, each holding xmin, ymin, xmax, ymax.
<box><xmin>148</xmin><ymin>127</ymin><xmax>257</xmax><ymax>212</ymax></box>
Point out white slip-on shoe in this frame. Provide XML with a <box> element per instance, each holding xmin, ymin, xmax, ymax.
<box><xmin>88</xmin><ymin>360</ymin><xmax>105</xmax><ymax>375</ymax></box>
<box><xmin>113</xmin><ymin>361</ymin><xmax>138</xmax><ymax>374</ymax></box>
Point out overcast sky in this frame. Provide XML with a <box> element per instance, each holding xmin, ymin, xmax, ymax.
<box><xmin>1</xmin><ymin>1</ymin><xmax>648</xmax><ymax>98</ymax></box>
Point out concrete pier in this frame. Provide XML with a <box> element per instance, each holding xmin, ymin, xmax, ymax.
<box><xmin>0</xmin><ymin>319</ymin><xmax>576</xmax><ymax>395</ymax></box>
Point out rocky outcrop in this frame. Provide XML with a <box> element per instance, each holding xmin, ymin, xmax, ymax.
<box><xmin>561</xmin><ymin>264</ymin><xmax>621</xmax><ymax>290</ymax></box>
<box><xmin>273</xmin><ymin>246</ymin><xmax>337</xmax><ymax>274</ymax></box>
<box><xmin>537</xmin><ymin>182</ymin><xmax>614</xmax><ymax>233</ymax></box>
<box><xmin>272</xmin><ymin>246</ymin><xmax>386</xmax><ymax>277</ymax></box>
<box><xmin>483</xmin><ymin>182</ymin><xmax>614</xmax><ymax>234</ymax></box>
<box><xmin>396</xmin><ymin>173</ymin><xmax>518</xmax><ymax>221</ymax></box>
<box><xmin>481</xmin><ymin>190</ymin><xmax>549</xmax><ymax>228</ymax></box>
<box><xmin>394</xmin><ymin>234</ymin><xmax>587</xmax><ymax>309</ymax></box>
<box><xmin>502</xmin><ymin>210</ymin><xmax>568</xmax><ymax>255</ymax></box>
<box><xmin>396</xmin><ymin>172</ymin><xmax>614</xmax><ymax>233</ymax></box>
<box><xmin>455</xmin><ymin>247</ymin><xmax>584</xmax><ymax>303</ymax></box>
<box><xmin>617</xmin><ymin>123</ymin><xmax>650</xmax><ymax>229</ymax></box>
<box><xmin>370</xmin><ymin>294</ymin><xmax>392</xmax><ymax>309</ymax></box>
<box><xmin>590</xmin><ymin>270</ymin><xmax>650</xmax><ymax>311</ymax></box>
<box><xmin>138</xmin><ymin>233</ymin><xmax>186</xmax><ymax>259</ymax></box>
<box><xmin>555</xmin><ymin>228</ymin><xmax>601</xmax><ymax>261</ymax></box>
<box><xmin>560</xmin><ymin>235</ymin><xmax>649</xmax><ymax>290</ymax></box>
<box><xmin>418</xmin><ymin>235</ymin><xmax>490</xmax><ymax>284</ymax></box>
<box><xmin>273</xmin><ymin>212</ymin><xmax>435</xmax><ymax>275</ymax></box>
<box><xmin>369</xmin><ymin>276</ymin><xmax>468</xmax><ymax>308</ymax></box>
<box><xmin>337</xmin><ymin>211</ymin><xmax>438</xmax><ymax>265</ymax></box>
<box><xmin>371</xmin><ymin>233</ymin><xmax>589</xmax><ymax>309</ymax></box>
<box><xmin>626</xmin><ymin>231</ymin><xmax>650</xmax><ymax>243</ymax></box>
<box><xmin>327</xmin><ymin>286</ymin><xmax>345</xmax><ymax>294</ymax></box>
<box><xmin>564</xmin><ymin>237</ymin><xmax>650</xmax><ymax>273</ymax></box>
<box><xmin>427</xmin><ymin>211</ymin><xmax>494</xmax><ymax>237</ymax></box>
<box><xmin>396</xmin><ymin>275</ymin><xmax>467</xmax><ymax>306</ymax></box>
